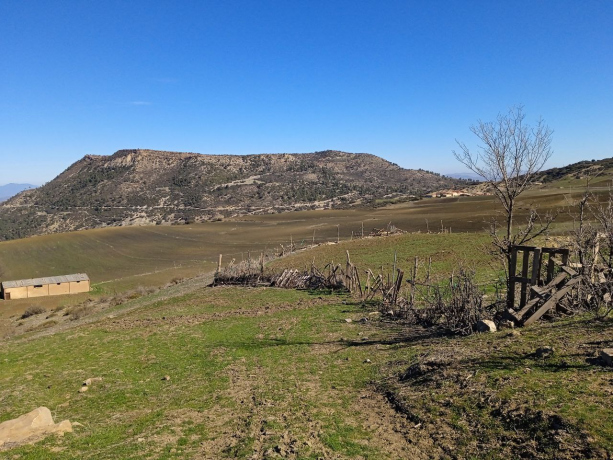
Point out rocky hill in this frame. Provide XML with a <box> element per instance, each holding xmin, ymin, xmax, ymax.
<box><xmin>0</xmin><ymin>149</ymin><xmax>464</xmax><ymax>240</ymax></box>
<box><xmin>535</xmin><ymin>157</ymin><xmax>613</xmax><ymax>183</ymax></box>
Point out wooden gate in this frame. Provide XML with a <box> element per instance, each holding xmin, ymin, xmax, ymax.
<box><xmin>506</xmin><ymin>245</ymin><xmax>576</xmax><ymax>326</ymax></box>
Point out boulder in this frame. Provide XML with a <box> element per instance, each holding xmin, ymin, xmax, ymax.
<box><xmin>475</xmin><ymin>320</ymin><xmax>497</xmax><ymax>333</ymax></box>
<box><xmin>600</xmin><ymin>348</ymin><xmax>613</xmax><ymax>366</ymax></box>
<box><xmin>82</xmin><ymin>377</ymin><xmax>103</xmax><ymax>387</ymax></box>
<box><xmin>0</xmin><ymin>407</ymin><xmax>72</xmax><ymax>449</ymax></box>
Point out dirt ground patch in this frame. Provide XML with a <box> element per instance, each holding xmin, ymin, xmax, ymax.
<box><xmin>377</xmin><ymin>318</ymin><xmax>613</xmax><ymax>459</ymax></box>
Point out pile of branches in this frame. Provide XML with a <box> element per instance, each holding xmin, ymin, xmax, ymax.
<box><xmin>214</xmin><ymin>250</ymin><xmax>494</xmax><ymax>335</ymax></box>
<box><xmin>369</xmin><ymin>222</ymin><xmax>406</xmax><ymax>237</ymax></box>
<box><xmin>403</xmin><ymin>269</ymin><xmax>491</xmax><ymax>335</ymax></box>
<box><xmin>271</xmin><ymin>264</ymin><xmax>347</xmax><ymax>290</ymax></box>
<box><xmin>213</xmin><ymin>257</ymin><xmax>270</xmax><ymax>286</ymax></box>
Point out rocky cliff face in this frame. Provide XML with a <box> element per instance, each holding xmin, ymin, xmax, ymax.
<box><xmin>0</xmin><ymin>149</ymin><xmax>462</xmax><ymax>240</ymax></box>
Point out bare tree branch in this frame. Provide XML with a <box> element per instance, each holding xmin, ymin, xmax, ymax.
<box><xmin>454</xmin><ymin>106</ymin><xmax>554</xmax><ymax>307</ymax></box>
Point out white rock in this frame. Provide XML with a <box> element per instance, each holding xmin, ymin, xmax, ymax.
<box><xmin>475</xmin><ymin>320</ymin><xmax>497</xmax><ymax>333</ymax></box>
<box><xmin>0</xmin><ymin>407</ymin><xmax>72</xmax><ymax>447</ymax></box>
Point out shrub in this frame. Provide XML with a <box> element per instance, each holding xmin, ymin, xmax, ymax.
<box><xmin>411</xmin><ymin>268</ymin><xmax>488</xmax><ymax>335</ymax></box>
<box><xmin>65</xmin><ymin>306</ymin><xmax>90</xmax><ymax>321</ymax></box>
<box><xmin>20</xmin><ymin>306</ymin><xmax>46</xmax><ymax>319</ymax></box>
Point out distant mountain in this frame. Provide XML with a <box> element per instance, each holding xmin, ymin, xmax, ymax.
<box><xmin>0</xmin><ymin>183</ymin><xmax>36</xmax><ymax>202</ymax></box>
<box><xmin>0</xmin><ymin>149</ymin><xmax>466</xmax><ymax>240</ymax></box>
<box><xmin>446</xmin><ymin>172</ymin><xmax>482</xmax><ymax>181</ymax></box>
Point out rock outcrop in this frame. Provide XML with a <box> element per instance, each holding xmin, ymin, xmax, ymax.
<box><xmin>0</xmin><ymin>407</ymin><xmax>72</xmax><ymax>449</ymax></box>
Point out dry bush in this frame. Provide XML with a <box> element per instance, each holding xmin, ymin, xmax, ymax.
<box><xmin>214</xmin><ymin>258</ymin><xmax>268</xmax><ymax>286</ymax></box>
<box><xmin>20</xmin><ymin>306</ymin><xmax>46</xmax><ymax>319</ymax></box>
<box><xmin>567</xmin><ymin>187</ymin><xmax>613</xmax><ymax>319</ymax></box>
<box><xmin>65</xmin><ymin>305</ymin><xmax>90</xmax><ymax>321</ymax></box>
<box><xmin>408</xmin><ymin>268</ymin><xmax>489</xmax><ymax>335</ymax></box>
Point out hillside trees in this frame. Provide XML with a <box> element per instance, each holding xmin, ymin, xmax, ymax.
<box><xmin>454</xmin><ymin>106</ymin><xmax>554</xmax><ymax>303</ymax></box>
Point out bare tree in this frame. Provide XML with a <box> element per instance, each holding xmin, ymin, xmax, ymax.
<box><xmin>454</xmin><ymin>106</ymin><xmax>554</xmax><ymax>303</ymax></box>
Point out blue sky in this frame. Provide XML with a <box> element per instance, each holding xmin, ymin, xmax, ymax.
<box><xmin>1</xmin><ymin>0</ymin><xmax>611</xmax><ymax>185</ymax></box>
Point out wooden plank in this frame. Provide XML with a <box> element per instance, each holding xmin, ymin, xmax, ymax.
<box><xmin>513</xmin><ymin>245</ymin><xmax>538</xmax><ymax>251</ymax></box>
<box><xmin>509</xmin><ymin>247</ymin><xmax>518</xmax><ymax>308</ymax></box>
<box><xmin>524</xmin><ymin>284</ymin><xmax>574</xmax><ymax>325</ymax></box>
<box><xmin>530</xmin><ymin>248</ymin><xmax>541</xmax><ymax>287</ymax></box>
<box><xmin>561</xmin><ymin>265</ymin><xmax>578</xmax><ymax>277</ymax></box>
<box><xmin>531</xmin><ymin>272</ymin><xmax>567</xmax><ymax>297</ymax></box>
<box><xmin>523</xmin><ymin>277</ymin><xmax>580</xmax><ymax>326</ymax></box>
<box><xmin>520</xmin><ymin>250</ymin><xmax>531</xmax><ymax>307</ymax></box>
<box><xmin>514</xmin><ymin>296</ymin><xmax>542</xmax><ymax>321</ymax></box>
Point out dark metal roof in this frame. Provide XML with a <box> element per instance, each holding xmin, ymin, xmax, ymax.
<box><xmin>2</xmin><ymin>273</ymin><xmax>89</xmax><ymax>289</ymax></box>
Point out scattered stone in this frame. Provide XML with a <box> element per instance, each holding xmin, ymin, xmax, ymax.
<box><xmin>0</xmin><ymin>407</ymin><xmax>72</xmax><ymax>448</ymax></box>
<box><xmin>162</xmin><ymin>375</ymin><xmax>171</xmax><ymax>381</ymax></box>
<box><xmin>344</xmin><ymin>318</ymin><xmax>352</xmax><ymax>323</ymax></box>
<box><xmin>600</xmin><ymin>349</ymin><xmax>613</xmax><ymax>366</ymax></box>
<box><xmin>475</xmin><ymin>320</ymin><xmax>497</xmax><ymax>333</ymax></box>
<box><xmin>386</xmin><ymin>310</ymin><xmax>394</xmax><ymax>316</ymax></box>
<box><xmin>78</xmin><ymin>386</ymin><xmax>89</xmax><ymax>393</ymax></box>
<box><xmin>368</xmin><ymin>311</ymin><xmax>381</xmax><ymax>316</ymax></box>
<box><xmin>536</xmin><ymin>346</ymin><xmax>555</xmax><ymax>358</ymax></box>
<box><xmin>138</xmin><ymin>437</ymin><xmax>145</xmax><ymax>443</ymax></box>
<box><xmin>82</xmin><ymin>377</ymin><xmax>103</xmax><ymax>386</ymax></box>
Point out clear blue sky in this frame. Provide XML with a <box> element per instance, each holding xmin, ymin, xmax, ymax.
<box><xmin>1</xmin><ymin>0</ymin><xmax>611</xmax><ymax>185</ymax></box>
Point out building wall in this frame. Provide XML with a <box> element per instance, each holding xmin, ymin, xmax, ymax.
<box><xmin>69</xmin><ymin>280</ymin><xmax>90</xmax><ymax>294</ymax></box>
<box><xmin>27</xmin><ymin>284</ymin><xmax>50</xmax><ymax>298</ymax></box>
<box><xmin>2</xmin><ymin>279</ymin><xmax>90</xmax><ymax>299</ymax></box>
<box><xmin>49</xmin><ymin>283</ymin><xmax>71</xmax><ymax>296</ymax></box>
<box><xmin>4</xmin><ymin>286</ymin><xmax>28</xmax><ymax>300</ymax></box>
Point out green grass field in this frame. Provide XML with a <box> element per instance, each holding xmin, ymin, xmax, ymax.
<box><xmin>1</xmin><ymin>282</ymin><xmax>611</xmax><ymax>458</ymax></box>
<box><xmin>1</xmin><ymin>184</ymin><xmax>612</xmax><ymax>458</ymax></box>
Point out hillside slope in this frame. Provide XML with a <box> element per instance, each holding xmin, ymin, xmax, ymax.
<box><xmin>0</xmin><ymin>149</ymin><xmax>462</xmax><ymax>240</ymax></box>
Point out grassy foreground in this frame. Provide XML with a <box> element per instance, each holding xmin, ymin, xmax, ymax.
<box><xmin>2</xmin><ymin>281</ymin><xmax>612</xmax><ymax>459</ymax></box>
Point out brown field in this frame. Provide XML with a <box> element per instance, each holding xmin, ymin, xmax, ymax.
<box><xmin>0</xmin><ymin>183</ymin><xmax>596</xmax><ymax>319</ymax></box>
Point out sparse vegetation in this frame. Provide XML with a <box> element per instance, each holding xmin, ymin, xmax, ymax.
<box><xmin>0</xmin><ymin>149</ymin><xmax>467</xmax><ymax>240</ymax></box>
<box><xmin>1</xmin><ymin>161</ymin><xmax>613</xmax><ymax>458</ymax></box>
<box><xmin>20</xmin><ymin>306</ymin><xmax>46</xmax><ymax>319</ymax></box>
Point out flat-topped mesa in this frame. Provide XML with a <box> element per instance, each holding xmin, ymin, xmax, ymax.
<box><xmin>0</xmin><ymin>148</ymin><xmax>465</xmax><ymax>240</ymax></box>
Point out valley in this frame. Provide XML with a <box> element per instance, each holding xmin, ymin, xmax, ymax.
<box><xmin>0</xmin><ymin>157</ymin><xmax>612</xmax><ymax>458</ymax></box>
